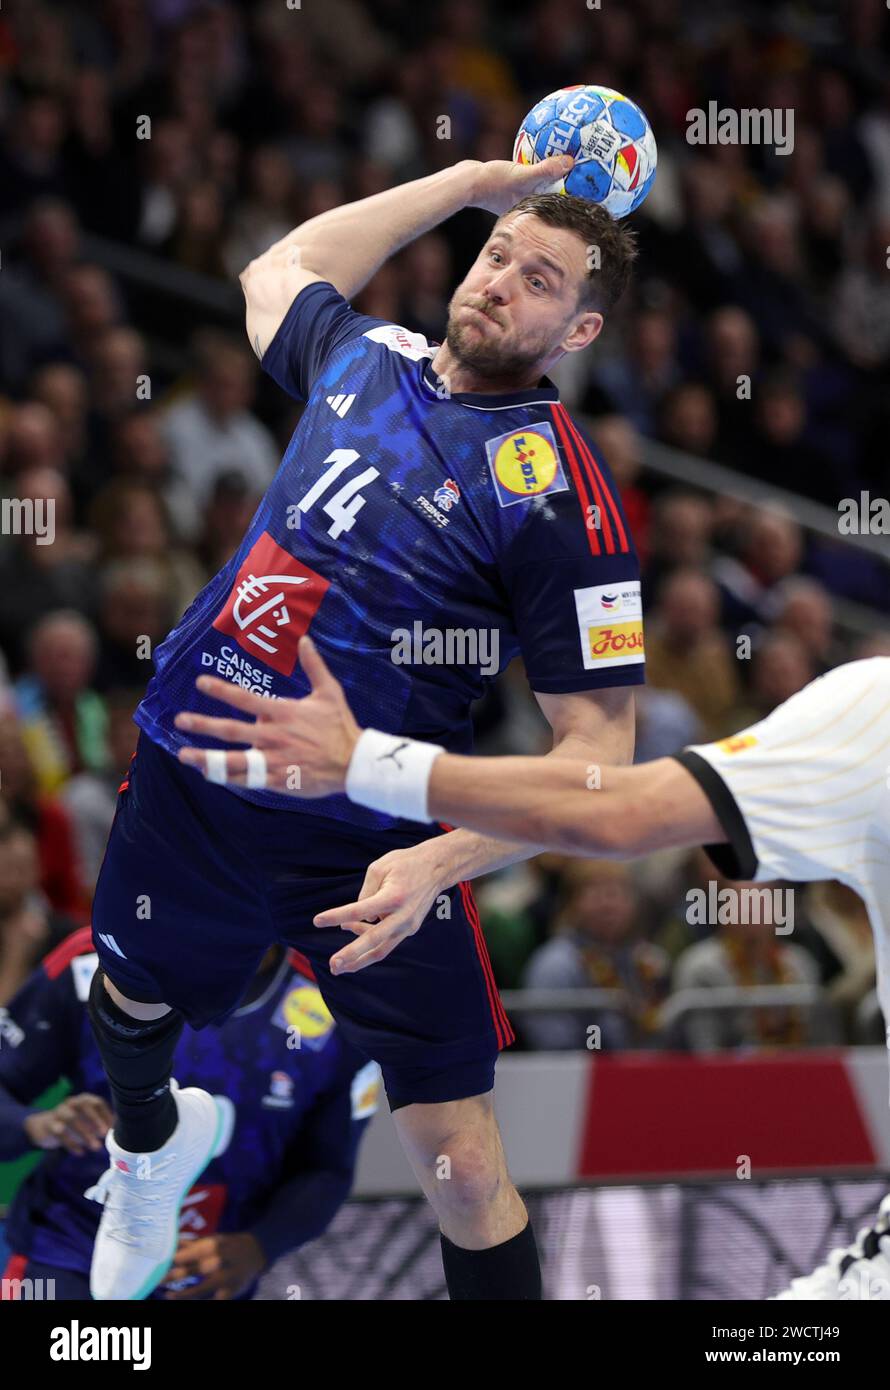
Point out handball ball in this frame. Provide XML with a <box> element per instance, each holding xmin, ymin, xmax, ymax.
<box><xmin>513</xmin><ymin>85</ymin><xmax>657</xmax><ymax>218</ymax></box>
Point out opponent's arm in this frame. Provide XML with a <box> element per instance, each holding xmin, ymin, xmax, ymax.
<box><xmin>424</xmin><ymin>751</ymin><xmax>720</xmax><ymax>858</ymax></box>
<box><xmin>240</xmin><ymin>155</ymin><xmax>574</xmax><ymax>358</ymax></box>
<box><xmin>411</xmin><ymin>685</ymin><xmax>636</xmax><ymax>891</ymax></box>
<box><xmin>173</xmin><ymin>641</ymin><xmax>725</xmax><ymax>973</ymax></box>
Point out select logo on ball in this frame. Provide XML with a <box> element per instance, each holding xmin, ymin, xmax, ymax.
<box><xmin>485</xmin><ymin>422</ymin><xmax>568</xmax><ymax>508</ymax></box>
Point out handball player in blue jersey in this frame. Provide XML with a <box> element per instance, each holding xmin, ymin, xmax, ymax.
<box><xmin>87</xmin><ymin>153</ymin><xmax>644</xmax><ymax>1301</ymax></box>
<box><xmin>0</xmin><ymin>930</ymin><xmax>378</xmax><ymax>1301</ymax></box>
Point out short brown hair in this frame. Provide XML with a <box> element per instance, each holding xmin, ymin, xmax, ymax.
<box><xmin>497</xmin><ymin>193</ymin><xmax>638</xmax><ymax>314</ymax></box>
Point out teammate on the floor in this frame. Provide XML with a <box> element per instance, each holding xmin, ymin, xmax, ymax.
<box><xmin>176</xmin><ymin>651</ymin><xmax>890</xmax><ymax>1299</ymax></box>
<box><xmin>0</xmin><ymin>928</ymin><xmax>378</xmax><ymax>1300</ymax></box>
<box><xmin>87</xmin><ymin>152</ymin><xmax>645</xmax><ymax>1300</ymax></box>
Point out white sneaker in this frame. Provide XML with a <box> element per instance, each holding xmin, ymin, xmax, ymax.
<box><xmin>772</xmin><ymin>1194</ymin><xmax>890</xmax><ymax>1300</ymax></box>
<box><xmin>86</xmin><ymin>1082</ymin><xmax>226</xmax><ymax>1300</ymax></box>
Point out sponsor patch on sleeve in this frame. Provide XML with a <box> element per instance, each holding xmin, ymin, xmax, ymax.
<box><xmin>485</xmin><ymin>422</ymin><xmax>568</xmax><ymax>508</ymax></box>
<box><xmin>716</xmin><ymin>733</ymin><xmax>758</xmax><ymax>755</ymax></box>
<box><xmin>573</xmin><ymin>581</ymin><xmax>645</xmax><ymax>669</ymax></box>
<box><xmin>350</xmin><ymin>1061</ymin><xmax>382</xmax><ymax>1120</ymax></box>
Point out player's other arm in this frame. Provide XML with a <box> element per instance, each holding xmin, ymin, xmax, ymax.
<box><xmin>239</xmin><ymin>155</ymin><xmax>574</xmax><ymax>358</ymax></box>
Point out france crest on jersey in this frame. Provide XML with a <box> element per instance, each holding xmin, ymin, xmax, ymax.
<box><xmin>136</xmin><ymin>280</ymin><xmax>645</xmax><ymax>826</ymax></box>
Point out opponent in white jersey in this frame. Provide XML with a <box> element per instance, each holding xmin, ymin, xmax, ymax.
<box><xmin>174</xmin><ymin>649</ymin><xmax>890</xmax><ymax>1298</ymax></box>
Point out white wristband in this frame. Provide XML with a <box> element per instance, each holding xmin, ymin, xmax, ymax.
<box><xmin>345</xmin><ymin>729</ymin><xmax>445</xmax><ymax>823</ymax></box>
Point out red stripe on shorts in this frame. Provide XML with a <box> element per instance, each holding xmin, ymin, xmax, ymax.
<box><xmin>458</xmin><ymin>879</ymin><xmax>515</xmax><ymax>1051</ymax></box>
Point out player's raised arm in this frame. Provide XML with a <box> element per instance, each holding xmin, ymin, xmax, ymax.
<box><xmin>240</xmin><ymin>155</ymin><xmax>575</xmax><ymax>358</ymax></box>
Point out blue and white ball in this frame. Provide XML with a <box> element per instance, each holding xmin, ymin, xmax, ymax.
<box><xmin>513</xmin><ymin>85</ymin><xmax>657</xmax><ymax>219</ymax></box>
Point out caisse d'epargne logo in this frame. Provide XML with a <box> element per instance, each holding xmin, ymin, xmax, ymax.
<box><xmin>212</xmin><ymin>531</ymin><xmax>330</xmax><ymax>677</ymax></box>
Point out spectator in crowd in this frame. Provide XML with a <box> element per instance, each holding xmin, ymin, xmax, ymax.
<box><xmin>4</xmin><ymin>402</ymin><xmax>65</xmax><ymax>476</ymax></box>
<box><xmin>0</xmin><ymin>200</ymin><xmax>79</xmax><ymax>390</ymax></box>
<box><xmin>197</xmin><ymin>471</ymin><xmax>264</xmax><ymax>578</ymax></box>
<box><xmin>0</xmin><ymin>718</ymin><xmax>85</xmax><ymax>919</ymax></box>
<box><xmin>657</xmin><ymin>381</ymin><xmax>720</xmax><ymax>459</ymax></box>
<box><xmin>773</xmin><ymin>577</ymin><xmax>838</xmax><ymax>675</ymax></box>
<box><xmin>92</xmin><ymin>558</ymin><xmax>174</xmax><ymax>694</ymax></box>
<box><xmin>14</xmin><ymin>611</ymin><xmax>108</xmax><ymax>795</ymax></box>
<box><xmin>161</xmin><ymin>330</ymin><xmax>279</xmax><ymax>520</ymax></box>
<box><xmin>62</xmin><ymin>689</ymin><xmax>140</xmax><ymax>894</ymax></box>
<box><xmin>223</xmin><ymin>145</ymin><xmax>296</xmax><ymax>279</ymax></box>
<box><xmin>108</xmin><ymin>407</ymin><xmax>201</xmax><ymax>542</ymax></box>
<box><xmin>89</xmin><ymin>477</ymin><xmax>205</xmax><ymax>619</ymax></box>
<box><xmin>0</xmin><ymin>466</ymin><xmax>96</xmax><ymax>674</ymax></box>
<box><xmin>833</xmin><ymin>214</ymin><xmax>890</xmax><ymax>372</ymax></box>
<box><xmin>702</xmin><ymin>306</ymin><xmax>761</xmax><ymax>470</ymax></box>
<box><xmin>588</xmin><ymin>308</ymin><xmax>682</xmax><ymax>436</ymax></box>
<box><xmin>397</xmin><ymin>233</ymin><xmax>452</xmax><ymax>345</ymax></box>
<box><xmin>643</xmin><ymin>568</ymin><xmax>740</xmax><ymax>737</ymax></box>
<box><xmin>642</xmin><ymin>489</ymin><xmax>714</xmax><ymax>602</ymax></box>
<box><xmin>712</xmin><ymin>507</ymin><xmax>804</xmax><ymax>635</ymax></box>
<box><xmin>28</xmin><ymin>363</ymin><xmax>91</xmax><ymax>488</ymax></box>
<box><xmin>57</xmin><ymin>263</ymin><xmax>123</xmax><ymax>371</ymax></box>
<box><xmin>750</xmin><ymin>370</ymin><xmax>846</xmax><ymax>506</ymax></box>
<box><xmin>733</xmin><ymin>631</ymin><xmax>815</xmax><ymax>726</ymax></box>
<box><xmin>0</xmin><ymin>818</ymin><xmax>80</xmax><ymax>1006</ymax></box>
<box><xmin>522</xmin><ymin>863</ymin><xmax>670</xmax><ymax>1051</ymax></box>
<box><xmin>672</xmin><ymin>883</ymin><xmax>826</xmax><ymax>1051</ymax></box>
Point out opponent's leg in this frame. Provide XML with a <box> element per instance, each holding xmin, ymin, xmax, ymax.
<box><xmin>393</xmin><ymin>1092</ymin><xmax>542</xmax><ymax>1300</ymax></box>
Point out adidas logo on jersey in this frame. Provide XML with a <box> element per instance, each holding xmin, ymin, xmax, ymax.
<box><xmin>326</xmin><ymin>393</ymin><xmax>355</xmax><ymax>418</ymax></box>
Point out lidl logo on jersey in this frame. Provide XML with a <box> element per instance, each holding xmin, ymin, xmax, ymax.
<box><xmin>212</xmin><ymin>531</ymin><xmax>331</xmax><ymax>677</ymax></box>
<box><xmin>717</xmin><ymin>733</ymin><xmax>758</xmax><ymax>755</ymax></box>
<box><xmin>574</xmin><ymin>581</ymin><xmax>645</xmax><ymax>670</ymax></box>
<box><xmin>485</xmin><ymin>423</ymin><xmax>568</xmax><ymax>508</ymax></box>
<box><xmin>272</xmin><ymin>983</ymin><xmax>335</xmax><ymax>1050</ymax></box>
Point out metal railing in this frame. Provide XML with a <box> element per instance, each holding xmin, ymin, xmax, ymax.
<box><xmin>501</xmin><ymin>983</ymin><xmax>845</xmax><ymax>1043</ymax></box>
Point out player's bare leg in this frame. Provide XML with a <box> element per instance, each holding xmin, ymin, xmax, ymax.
<box><xmin>393</xmin><ymin>1093</ymin><xmax>540</xmax><ymax>1298</ymax></box>
<box><xmin>85</xmin><ymin>970</ymin><xmax>228</xmax><ymax>1300</ymax></box>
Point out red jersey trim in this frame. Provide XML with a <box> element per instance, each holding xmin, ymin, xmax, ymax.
<box><xmin>42</xmin><ymin>924</ymin><xmax>95</xmax><ymax>980</ymax></box>
<box><xmin>549</xmin><ymin>405</ymin><xmax>602</xmax><ymax>557</ymax></box>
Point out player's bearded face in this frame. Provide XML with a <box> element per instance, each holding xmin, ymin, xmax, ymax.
<box><xmin>444</xmin><ymin>285</ymin><xmax>565</xmax><ymax>380</ymax></box>
<box><xmin>443</xmin><ymin>216</ymin><xmax>588</xmax><ymax>382</ymax></box>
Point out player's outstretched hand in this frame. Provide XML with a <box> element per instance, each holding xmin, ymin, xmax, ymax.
<box><xmin>469</xmin><ymin>155</ymin><xmax>575</xmax><ymax>216</ymax></box>
<box><xmin>174</xmin><ymin>636</ymin><xmax>361</xmax><ymax>796</ymax></box>
<box><xmin>314</xmin><ymin>844</ymin><xmax>446</xmax><ymax>975</ymax></box>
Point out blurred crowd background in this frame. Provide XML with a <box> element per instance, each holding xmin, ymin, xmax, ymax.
<box><xmin>0</xmin><ymin>0</ymin><xmax>888</xmax><ymax>1052</ymax></box>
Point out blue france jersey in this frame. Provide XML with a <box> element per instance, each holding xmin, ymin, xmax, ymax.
<box><xmin>136</xmin><ymin>281</ymin><xmax>645</xmax><ymax>825</ymax></box>
<box><xmin>0</xmin><ymin>931</ymin><xmax>378</xmax><ymax>1279</ymax></box>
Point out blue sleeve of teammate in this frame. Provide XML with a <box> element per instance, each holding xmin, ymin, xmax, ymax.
<box><xmin>0</xmin><ymin>967</ymin><xmax>74</xmax><ymax>1160</ymax></box>
<box><xmin>247</xmin><ymin>1050</ymin><xmax>373</xmax><ymax>1266</ymax></box>
<box><xmin>260</xmin><ymin>280</ymin><xmax>388</xmax><ymax>402</ymax></box>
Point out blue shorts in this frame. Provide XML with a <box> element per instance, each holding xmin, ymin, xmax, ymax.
<box><xmin>91</xmin><ymin>735</ymin><xmax>513</xmax><ymax>1109</ymax></box>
